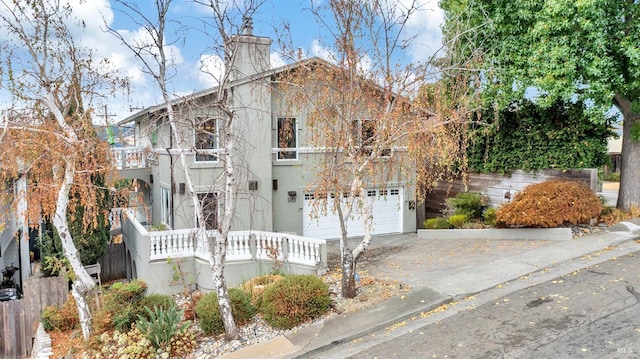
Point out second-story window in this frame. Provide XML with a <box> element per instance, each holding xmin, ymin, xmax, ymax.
<box><xmin>195</xmin><ymin>118</ymin><xmax>218</xmax><ymax>162</ymax></box>
<box><xmin>351</xmin><ymin>119</ymin><xmax>391</xmax><ymax>157</ymax></box>
<box><xmin>277</xmin><ymin>117</ymin><xmax>297</xmax><ymax>160</ymax></box>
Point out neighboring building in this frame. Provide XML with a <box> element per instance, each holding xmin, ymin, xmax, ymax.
<box><xmin>0</xmin><ymin>176</ymin><xmax>35</xmax><ymax>290</ymax></box>
<box><xmin>607</xmin><ymin>123</ymin><xmax>622</xmax><ymax>172</ymax></box>
<box><xmin>113</xmin><ymin>28</ymin><xmax>417</xmax><ymax>294</ymax></box>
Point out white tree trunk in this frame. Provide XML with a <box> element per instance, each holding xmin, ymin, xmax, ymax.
<box><xmin>340</xmin><ymin>177</ymin><xmax>375</xmax><ymax>299</ymax></box>
<box><xmin>212</xmin><ymin>114</ymin><xmax>239</xmax><ymax>339</ymax></box>
<box><xmin>43</xmin><ymin>91</ymin><xmax>95</xmax><ymax>342</ymax></box>
<box><xmin>51</xmin><ymin>161</ymin><xmax>95</xmax><ymax>342</ymax></box>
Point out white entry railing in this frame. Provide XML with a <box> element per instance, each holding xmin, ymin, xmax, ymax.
<box><xmin>121</xmin><ymin>209</ymin><xmax>327</xmax><ymax>268</ymax></box>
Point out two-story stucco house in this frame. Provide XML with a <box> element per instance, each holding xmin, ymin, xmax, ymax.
<box><xmin>114</xmin><ymin>28</ymin><xmax>417</xmax><ymax>294</ymax></box>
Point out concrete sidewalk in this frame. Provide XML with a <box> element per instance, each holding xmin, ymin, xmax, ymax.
<box><xmin>221</xmin><ymin>219</ymin><xmax>640</xmax><ymax>359</ymax></box>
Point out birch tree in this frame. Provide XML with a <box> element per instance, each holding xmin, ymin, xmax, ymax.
<box><xmin>279</xmin><ymin>0</ymin><xmax>438</xmax><ymax>298</ymax></box>
<box><xmin>0</xmin><ymin>0</ymin><xmax>122</xmax><ymax>341</ymax></box>
<box><xmin>107</xmin><ymin>0</ymin><xmax>265</xmax><ymax>339</ymax></box>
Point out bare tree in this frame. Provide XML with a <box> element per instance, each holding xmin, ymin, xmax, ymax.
<box><xmin>276</xmin><ymin>0</ymin><xmax>429</xmax><ymax>298</ymax></box>
<box><xmin>107</xmin><ymin>0</ymin><xmax>266</xmax><ymax>339</ymax></box>
<box><xmin>276</xmin><ymin>0</ymin><xmax>478</xmax><ymax>298</ymax></box>
<box><xmin>0</xmin><ymin>0</ymin><xmax>123</xmax><ymax>341</ymax></box>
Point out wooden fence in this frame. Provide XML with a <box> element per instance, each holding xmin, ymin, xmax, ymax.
<box><xmin>98</xmin><ymin>243</ymin><xmax>126</xmax><ymax>282</ymax></box>
<box><xmin>421</xmin><ymin>169</ymin><xmax>597</xmax><ymax>224</ymax></box>
<box><xmin>0</xmin><ymin>275</ymin><xmax>67</xmax><ymax>358</ymax></box>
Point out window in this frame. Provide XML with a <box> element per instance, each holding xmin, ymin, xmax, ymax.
<box><xmin>351</xmin><ymin>119</ymin><xmax>374</xmax><ymax>148</ymax></box>
<box><xmin>198</xmin><ymin>193</ymin><xmax>218</xmax><ymax>230</ymax></box>
<box><xmin>195</xmin><ymin>118</ymin><xmax>218</xmax><ymax>162</ymax></box>
<box><xmin>161</xmin><ymin>186</ymin><xmax>172</xmax><ymax>228</ymax></box>
<box><xmin>351</xmin><ymin>119</ymin><xmax>391</xmax><ymax>157</ymax></box>
<box><xmin>277</xmin><ymin>117</ymin><xmax>297</xmax><ymax>160</ymax></box>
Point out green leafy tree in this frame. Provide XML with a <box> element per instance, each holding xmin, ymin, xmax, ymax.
<box><xmin>467</xmin><ymin>99</ymin><xmax>615</xmax><ymax>173</ymax></box>
<box><xmin>41</xmin><ymin>173</ymin><xmax>112</xmax><ymax>271</ymax></box>
<box><xmin>441</xmin><ymin>0</ymin><xmax>640</xmax><ymax>210</ymax></box>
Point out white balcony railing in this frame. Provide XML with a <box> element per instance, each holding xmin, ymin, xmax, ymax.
<box><xmin>111</xmin><ymin>147</ymin><xmax>149</xmax><ymax>170</ymax></box>
<box><xmin>117</xmin><ymin>208</ymin><xmax>327</xmax><ymax>269</ymax></box>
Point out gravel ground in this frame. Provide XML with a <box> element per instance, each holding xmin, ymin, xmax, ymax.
<box><xmin>182</xmin><ymin>269</ymin><xmax>404</xmax><ymax>358</ymax></box>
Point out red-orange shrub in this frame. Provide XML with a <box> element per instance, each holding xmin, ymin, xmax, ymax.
<box><xmin>496</xmin><ymin>180</ymin><xmax>602</xmax><ymax>228</ymax></box>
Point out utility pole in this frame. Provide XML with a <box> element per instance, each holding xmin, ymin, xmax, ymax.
<box><xmin>96</xmin><ymin>104</ymin><xmax>117</xmax><ymax>145</ymax></box>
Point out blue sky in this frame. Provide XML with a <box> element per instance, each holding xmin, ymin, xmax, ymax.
<box><xmin>1</xmin><ymin>0</ymin><xmax>444</xmax><ymax>123</ymax></box>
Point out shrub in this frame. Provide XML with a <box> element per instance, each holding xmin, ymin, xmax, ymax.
<box><xmin>261</xmin><ymin>275</ymin><xmax>330</xmax><ymax>330</ymax></box>
<box><xmin>181</xmin><ymin>292</ymin><xmax>204</xmax><ymax>321</ymax></box>
<box><xmin>112</xmin><ymin>306</ymin><xmax>142</xmax><ymax>332</ymax></box>
<box><xmin>496</xmin><ymin>180</ymin><xmax>602</xmax><ymax>228</ymax></box>
<box><xmin>97</xmin><ymin>279</ymin><xmax>149</xmax><ymax>332</ymax></box>
<box><xmin>109</xmin><ymin>280</ymin><xmax>148</xmax><ymax>304</ymax></box>
<box><xmin>42</xmin><ymin>294</ymin><xmax>78</xmax><ymax>331</ymax></box>
<box><xmin>423</xmin><ymin>217</ymin><xmax>452</xmax><ymax>229</ymax></box>
<box><xmin>90</xmin><ymin>323</ymin><xmax>196</xmax><ymax>359</ymax></box>
<box><xmin>93</xmin><ymin>326</ymin><xmax>157</xmax><ymax>358</ymax></box>
<box><xmin>447</xmin><ymin>214</ymin><xmax>468</xmax><ymax>228</ymax></box>
<box><xmin>40</xmin><ymin>255</ymin><xmax>71</xmax><ymax>278</ymax></box>
<box><xmin>195</xmin><ymin>288</ymin><xmax>256</xmax><ymax>335</ymax></box>
<box><xmin>603</xmin><ymin>171</ymin><xmax>620</xmax><ymax>182</ymax></box>
<box><xmin>446</xmin><ymin>192</ymin><xmax>488</xmax><ymax>220</ymax></box>
<box><xmin>136</xmin><ymin>305</ymin><xmax>189</xmax><ymax>350</ymax></box>
<box><xmin>482</xmin><ymin>207</ymin><xmax>498</xmax><ymax>227</ymax></box>
<box><xmin>242</xmin><ymin>275</ymin><xmax>283</xmax><ymax>307</ymax></box>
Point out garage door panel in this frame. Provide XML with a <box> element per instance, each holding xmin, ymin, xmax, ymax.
<box><xmin>303</xmin><ymin>188</ymin><xmax>402</xmax><ymax>239</ymax></box>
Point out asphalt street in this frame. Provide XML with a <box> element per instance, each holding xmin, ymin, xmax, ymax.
<box><xmin>322</xmin><ymin>250</ymin><xmax>640</xmax><ymax>358</ymax></box>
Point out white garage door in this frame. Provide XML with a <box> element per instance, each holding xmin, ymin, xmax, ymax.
<box><xmin>303</xmin><ymin>187</ymin><xmax>403</xmax><ymax>239</ymax></box>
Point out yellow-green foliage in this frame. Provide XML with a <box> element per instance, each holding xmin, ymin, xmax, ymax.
<box><xmin>195</xmin><ymin>288</ymin><xmax>256</xmax><ymax>335</ymax></box>
<box><xmin>136</xmin><ymin>305</ymin><xmax>189</xmax><ymax>350</ymax></box>
<box><xmin>92</xmin><ymin>326</ymin><xmax>158</xmax><ymax>358</ymax></box>
<box><xmin>483</xmin><ymin>207</ymin><xmax>498</xmax><ymax>227</ymax></box>
<box><xmin>261</xmin><ymin>275</ymin><xmax>330</xmax><ymax>330</ymax></box>
<box><xmin>496</xmin><ymin>180</ymin><xmax>602</xmax><ymax>228</ymax></box>
<box><xmin>423</xmin><ymin>217</ymin><xmax>452</xmax><ymax>229</ymax></box>
<box><xmin>93</xmin><ymin>279</ymin><xmax>149</xmax><ymax>334</ymax></box>
<box><xmin>42</xmin><ymin>294</ymin><xmax>78</xmax><ymax>331</ymax></box>
<box><xmin>447</xmin><ymin>214</ymin><xmax>468</xmax><ymax>228</ymax></box>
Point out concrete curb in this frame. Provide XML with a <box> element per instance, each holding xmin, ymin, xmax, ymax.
<box><xmin>286</xmin><ymin>287</ymin><xmax>452</xmax><ymax>359</ymax></box>
<box><xmin>418</xmin><ymin>228</ymin><xmax>573</xmax><ymax>241</ymax></box>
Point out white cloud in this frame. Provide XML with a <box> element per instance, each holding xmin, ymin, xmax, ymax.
<box><xmin>197</xmin><ymin>54</ymin><xmax>225</xmax><ymax>88</ymax></box>
<box><xmin>406</xmin><ymin>0</ymin><xmax>445</xmax><ymax>62</ymax></box>
<box><xmin>270</xmin><ymin>52</ymin><xmax>287</xmax><ymax>69</ymax></box>
<box><xmin>310</xmin><ymin>39</ymin><xmax>335</xmax><ymax>62</ymax></box>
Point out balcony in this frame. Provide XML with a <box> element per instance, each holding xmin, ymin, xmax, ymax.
<box><xmin>111</xmin><ymin>146</ymin><xmax>150</xmax><ymax>170</ymax></box>
<box><xmin>111</xmin><ymin>147</ymin><xmax>151</xmax><ymax>184</ymax></box>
